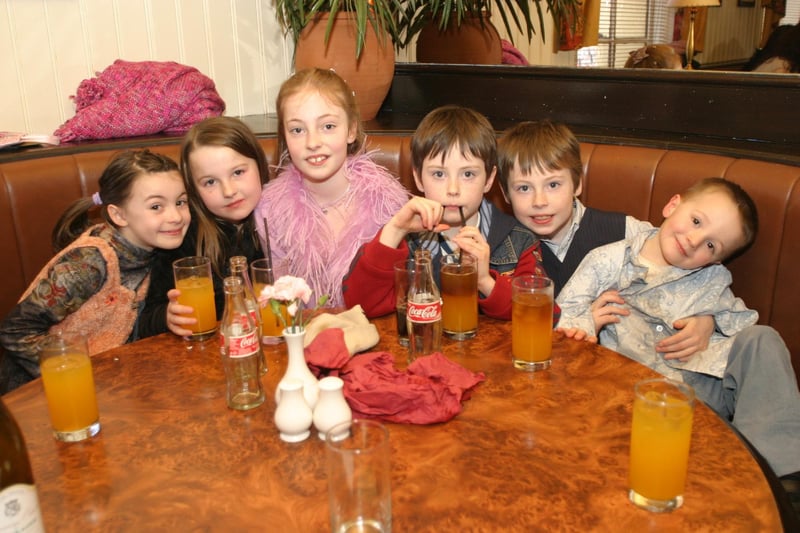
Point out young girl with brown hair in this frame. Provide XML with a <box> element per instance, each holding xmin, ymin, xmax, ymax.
<box><xmin>138</xmin><ymin>117</ymin><xmax>269</xmax><ymax>338</ymax></box>
<box><xmin>0</xmin><ymin>149</ymin><xmax>189</xmax><ymax>392</ymax></box>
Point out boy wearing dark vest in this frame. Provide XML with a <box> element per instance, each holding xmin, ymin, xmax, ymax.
<box><xmin>497</xmin><ymin>122</ymin><xmax>800</xmax><ymax>508</ymax></box>
<box><xmin>496</xmin><ymin>120</ymin><xmax>713</xmax><ymax>360</ymax></box>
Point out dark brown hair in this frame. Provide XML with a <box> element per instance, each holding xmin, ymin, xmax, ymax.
<box><xmin>497</xmin><ymin>120</ymin><xmax>583</xmax><ymax>194</ymax></box>
<box><xmin>275</xmin><ymin>68</ymin><xmax>365</xmax><ymax>163</ymax></box>
<box><xmin>180</xmin><ymin>116</ymin><xmax>269</xmax><ymax>276</ymax></box>
<box><xmin>411</xmin><ymin>105</ymin><xmax>496</xmax><ymax>177</ymax></box>
<box><xmin>52</xmin><ymin>149</ymin><xmax>179</xmax><ymax>251</ymax></box>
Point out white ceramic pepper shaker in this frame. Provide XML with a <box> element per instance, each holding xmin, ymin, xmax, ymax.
<box><xmin>313</xmin><ymin>376</ymin><xmax>352</xmax><ymax>441</ymax></box>
<box><xmin>274</xmin><ymin>378</ymin><xmax>313</xmax><ymax>443</ymax></box>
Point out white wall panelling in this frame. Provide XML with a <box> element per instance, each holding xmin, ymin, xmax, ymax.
<box><xmin>1</xmin><ymin>0</ymin><xmax>293</xmax><ymax>134</ymax></box>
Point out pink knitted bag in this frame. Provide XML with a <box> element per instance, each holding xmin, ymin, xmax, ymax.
<box><xmin>54</xmin><ymin>60</ymin><xmax>225</xmax><ymax>142</ymax></box>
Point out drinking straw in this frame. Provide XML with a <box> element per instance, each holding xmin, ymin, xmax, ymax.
<box><xmin>263</xmin><ymin>217</ymin><xmax>273</xmax><ymax>269</ymax></box>
<box><xmin>458</xmin><ymin>206</ymin><xmax>466</xmax><ymax>266</ymax></box>
<box><xmin>420</xmin><ymin>230</ymin><xmax>437</xmax><ymax>251</ymax></box>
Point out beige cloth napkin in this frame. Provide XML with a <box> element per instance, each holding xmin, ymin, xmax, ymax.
<box><xmin>303</xmin><ymin>305</ymin><xmax>379</xmax><ymax>355</ymax></box>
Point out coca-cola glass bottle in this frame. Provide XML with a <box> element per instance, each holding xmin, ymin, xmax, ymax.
<box><xmin>219</xmin><ymin>276</ymin><xmax>265</xmax><ymax>411</ymax></box>
<box><xmin>230</xmin><ymin>256</ymin><xmax>267</xmax><ymax>375</ymax></box>
<box><xmin>406</xmin><ymin>251</ymin><xmax>442</xmax><ymax>363</ymax></box>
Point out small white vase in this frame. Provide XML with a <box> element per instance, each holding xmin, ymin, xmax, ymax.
<box><xmin>274</xmin><ymin>378</ymin><xmax>313</xmax><ymax>443</ymax></box>
<box><xmin>275</xmin><ymin>326</ymin><xmax>319</xmax><ymax>409</ymax></box>
<box><xmin>313</xmin><ymin>376</ymin><xmax>352</xmax><ymax>441</ymax></box>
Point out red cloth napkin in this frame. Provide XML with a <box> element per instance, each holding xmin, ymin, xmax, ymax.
<box><xmin>304</xmin><ymin>328</ymin><xmax>485</xmax><ymax>424</ymax></box>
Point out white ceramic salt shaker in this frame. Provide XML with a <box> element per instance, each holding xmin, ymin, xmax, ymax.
<box><xmin>274</xmin><ymin>378</ymin><xmax>313</xmax><ymax>443</ymax></box>
<box><xmin>313</xmin><ymin>376</ymin><xmax>352</xmax><ymax>441</ymax></box>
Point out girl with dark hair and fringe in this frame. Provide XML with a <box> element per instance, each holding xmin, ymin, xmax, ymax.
<box><xmin>0</xmin><ymin>149</ymin><xmax>189</xmax><ymax>393</ymax></box>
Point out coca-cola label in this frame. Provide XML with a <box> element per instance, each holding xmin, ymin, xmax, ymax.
<box><xmin>407</xmin><ymin>299</ymin><xmax>442</xmax><ymax>323</ymax></box>
<box><xmin>225</xmin><ymin>331</ymin><xmax>259</xmax><ymax>358</ymax></box>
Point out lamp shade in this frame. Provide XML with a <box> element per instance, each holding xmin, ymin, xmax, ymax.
<box><xmin>667</xmin><ymin>0</ymin><xmax>720</xmax><ymax>6</ymax></box>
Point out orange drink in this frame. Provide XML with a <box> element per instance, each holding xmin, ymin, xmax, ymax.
<box><xmin>511</xmin><ymin>276</ymin><xmax>554</xmax><ymax>371</ymax></box>
<box><xmin>39</xmin><ymin>336</ymin><xmax>100</xmax><ymax>442</ymax></box>
<box><xmin>250</xmin><ymin>258</ymin><xmax>291</xmax><ymax>345</ymax></box>
<box><xmin>441</xmin><ymin>254</ymin><xmax>478</xmax><ymax>340</ymax></box>
<box><xmin>175</xmin><ymin>276</ymin><xmax>217</xmax><ymax>335</ymax></box>
<box><xmin>254</xmin><ymin>282</ymin><xmax>290</xmax><ymax>338</ymax></box>
<box><xmin>628</xmin><ymin>378</ymin><xmax>695</xmax><ymax>512</ymax></box>
<box><xmin>173</xmin><ymin>256</ymin><xmax>217</xmax><ymax>341</ymax></box>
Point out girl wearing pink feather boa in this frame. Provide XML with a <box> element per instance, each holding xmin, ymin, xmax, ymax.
<box><xmin>255</xmin><ymin>69</ymin><xmax>408</xmax><ymax>307</ymax></box>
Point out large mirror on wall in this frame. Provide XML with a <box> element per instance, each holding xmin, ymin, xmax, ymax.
<box><xmin>392</xmin><ymin>0</ymin><xmax>799</xmax><ymax>75</ymax></box>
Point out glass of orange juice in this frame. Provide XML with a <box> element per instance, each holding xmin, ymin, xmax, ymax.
<box><xmin>39</xmin><ymin>334</ymin><xmax>100</xmax><ymax>442</ymax></box>
<box><xmin>250</xmin><ymin>258</ymin><xmax>290</xmax><ymax>345</ymax></box>
<box><xmin>511</xmin><ymin>275</ymin><xmax>554</xmax><ymax>371</ymax></box>
<box><xmin>172</xmin><ymin>256</ymin><xmax>217</xmax><ymax>341</ymax></box>
<box><xmin>628</xmin><ymin>378</ymin><xmax>695</xmax><ymax>512</ymax></box>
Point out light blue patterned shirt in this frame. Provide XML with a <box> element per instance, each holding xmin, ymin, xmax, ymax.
<box><xmin>557</xmin><ymin>229</ymin><xmax>758</xmax><ymax>380</ymax></box>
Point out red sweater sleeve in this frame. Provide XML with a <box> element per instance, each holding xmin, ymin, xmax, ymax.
<box><xmin>342</xmin><ymin>229</ymin><xmax>410</xmax><ymax>318</ymax></box>
<box><xmin>478</xmin><ymin>242</ymin><xmax>560</xmax><ymax>322</ymax></box>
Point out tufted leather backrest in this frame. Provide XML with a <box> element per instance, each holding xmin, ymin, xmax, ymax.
<box><xmin>1</xmin><ymin>135</ymin><xmax>798</xmax><ymax>379</ymax></box>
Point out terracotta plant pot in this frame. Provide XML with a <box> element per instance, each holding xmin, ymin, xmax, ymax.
<box><xmin>416</xmin><ymin>13</ymin><xmax>502</xmax><ymax>65</ymax></box>
<box><xmin>295</xmin><ymin>12</ymin><xmax>395</xmax><ymax>121</ymax></box>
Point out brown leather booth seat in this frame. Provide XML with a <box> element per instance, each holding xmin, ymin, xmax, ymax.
<box><xmin>1</xmin><ymin>135</ymin><xmax>799</xmax><ymax>381</ymax></box>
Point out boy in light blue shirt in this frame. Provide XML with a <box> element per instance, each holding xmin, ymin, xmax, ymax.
<box><xmin>557</xmin><ymin>177</ymin><xmax>800</xmax><ymax>489</ymax></box>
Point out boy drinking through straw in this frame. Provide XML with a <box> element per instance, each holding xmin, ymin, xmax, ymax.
<box><xmin>343</xmin><ymin>105</ymin><xmax>552</xmax><ymax>321</ymax></box>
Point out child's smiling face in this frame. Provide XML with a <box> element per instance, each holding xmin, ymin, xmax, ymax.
<box><xmin>505</xmin><ymin>160</ymin><xmax>580</xmax><ymax>244</ymax></box>
<box><xmin>652</xmin><ymin>190</ymin><xmax>747</xmax><ymax>269</ymax></box>
<box><xmin>281</xmin><ymin>89</ymin><xmax>356</xmax><ymax>186</ymax></box>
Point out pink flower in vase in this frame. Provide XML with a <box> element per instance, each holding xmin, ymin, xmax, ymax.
<box><xmin>258</xmin><ymin>275</ymin><xmax>328</xmax><ymax>330</ymax></box>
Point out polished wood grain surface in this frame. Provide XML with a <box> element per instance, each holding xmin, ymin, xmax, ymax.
<box><xmin>4</xmin><ymin>316</ymin><xmax>782</xmax><ymax>531</ymax></box>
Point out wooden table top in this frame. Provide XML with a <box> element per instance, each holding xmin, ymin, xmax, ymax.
<box><xmin>4</xmin><ymin>315</ymin><xmax>783</xmax><ymax>531</ymax></box>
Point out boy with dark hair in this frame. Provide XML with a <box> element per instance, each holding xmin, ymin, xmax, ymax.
<box><xmin>497</xmin><ymin>120</ymin><xmax>712</xmax><ymax>359</ymax></box>
<box><xmin>343</xmin><ymin>105</ymin><xmax>549</xmax><ymax>320</ymax></box>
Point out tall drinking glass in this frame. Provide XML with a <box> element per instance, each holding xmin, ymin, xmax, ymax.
<box><xmin>440</xmin><ymin>253</ymin><xmax>478</xmax><ymax>340</ymax></box>
<box><xmin>393</xmin><ymin>259</ymin><xmax>415</xmax><ymax>347</ymax></box>
<box><xmin>629</xmin><ymin>378</ymin><xmax>695</xmax><ymax>512</ymax></box>
<box><xmin>250</xmin><ymin>258</ymin><xmax>290</xmax><ymax>345</ymax></box>
<box><xmin>172</xmin><ymin>256</ymin><xmax>217</xmax><ymax>341</ymax></box>
<box><xmin>511</xmin><ymin>275</ymin><xmax>554</xmax><ymax>371</ymax></box>
<box><xmin>39</xmin><ymin>334</ymin><xmax>100</xmax><ymax>442</ymax></box>
<box><xmin>326</xmin><ymin>419</ymin><xmax>392</xmax><ymax>533</ymax></box>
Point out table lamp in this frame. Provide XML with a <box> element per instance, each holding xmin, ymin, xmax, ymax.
<box><xmin>668</xmin><ymin>0</ymin><xmax>721</xmax><ymax>69</ymax></box>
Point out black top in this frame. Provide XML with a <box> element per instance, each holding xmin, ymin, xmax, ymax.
<box><xmin>540</xmin><ymin>207</ymin><xmax>626</xmax><ymax>297</ymax></box>
<box><xmin>137</xmin><ymin>219</ymin><xmax>262</xmax><ymax>338</ymax></box>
